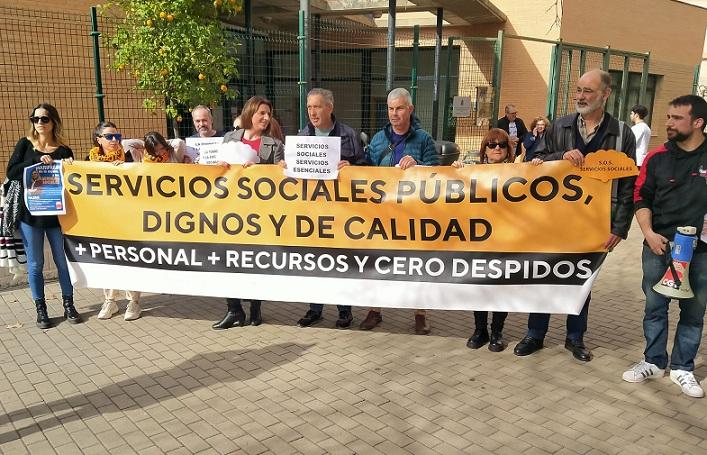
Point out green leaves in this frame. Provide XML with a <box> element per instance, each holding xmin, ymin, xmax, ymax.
<box><xmin>106</xmin><ymin>0</ymin><xmax>241</xmax><ymax>118</ymax></box>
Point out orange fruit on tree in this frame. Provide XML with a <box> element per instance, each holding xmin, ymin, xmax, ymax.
<box><xmin>198</xmin><ymin>73</ymin><xmax>206</xmax><ymax>81</ymax></box>
<box><xmin>159</xmin><ymin>11</ymin><xmax>166</xmax><ymax>19</ymax></box>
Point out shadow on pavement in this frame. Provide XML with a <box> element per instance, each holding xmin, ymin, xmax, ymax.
<box><xmin>0</xmin><ymin>343</ymin><xmax>312</xmax><ymax>443</ymax></box>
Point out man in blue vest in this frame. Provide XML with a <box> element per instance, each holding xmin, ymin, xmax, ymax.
<box><xmin>513</xmin><ymin>69</ymin><xmax>637</xmax><ymax>362</ymax></box>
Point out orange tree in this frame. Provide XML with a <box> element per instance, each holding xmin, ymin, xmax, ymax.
<box><xmin>105</xmin><ymin>0</ymin><xmax>242</xmax><ymax>119</ymax></box>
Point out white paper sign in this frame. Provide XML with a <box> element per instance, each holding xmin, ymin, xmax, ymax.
<box><xmin>186</xmin><ymin>137</ymin><xmax>223</xmax><ymax>164</ymax></box>
<box><xmin>453</xmin><ymin>96</ymin><xmax>472</xmax><ymax>118</ymax></box>
<box><xmin>215</xmin><ymin>141</ymin><xmax>260</xmax><ymax>165</ymax></box>
<box><xmin>284</xmin><ymin>136</ymin><xmax>341</xmax><ymax>180</ymax></box>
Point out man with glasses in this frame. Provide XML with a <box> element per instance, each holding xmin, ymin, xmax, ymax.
<box><xmin>497</xmin><ymin>104</ymin><xmax>528</xmax><ymax>158</ymax></box>
<box><xmin>513</xmin><ymin>68</ymin><xmax>637</xmax><ymax>362</ymax></box>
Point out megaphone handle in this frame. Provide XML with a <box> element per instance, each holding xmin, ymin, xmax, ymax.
<box><xmin>664</xmin><ymin>248</ymin><xmax>682</xmax><ymax>289</ymax></box>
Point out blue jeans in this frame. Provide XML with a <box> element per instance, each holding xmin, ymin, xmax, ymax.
<box><xmin>309</xmin><ymin>303</ymin><xmax>351</xmax><ymax>314</ymax></box>
<box><xmin>19</xmin><ymin>222</ymin><xmax>73</xmax><ymax>300</ymax></box>
<box><xmin>527</xmin><ymin>294</ymin><xmax>590</xmax><ymax>342</ymax></box>
<box><xmin>642</xmin><ymin>245</ymin><xmax>707</xmax><ymax>371</ymax></box>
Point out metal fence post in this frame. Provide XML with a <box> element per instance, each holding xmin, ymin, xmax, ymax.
<box><xmin>560</xmin><ymin>49</ymin><xmax>572</xmax><ymax>115</ymax></box>
<box><xmin>431</xmin><ymin>8</ymin><xmax>443</xmax><ymax>139</ymax></box>
<box><xmin>245</xmin><ymin>0</ymin><xmax>254</xmax><ymax>100</ymax></box>
<box><xmin>578</xmin><ymin>48</ymin><xmax>586</xmax><ymax>77</ymax></box>
<box><xmin>442</xmin><ymin>36</ymin><xmax>454</xmax><ymax>141</ymax></box>
<box><xmin>298</xmin><ymin>10</ymin><xmax>308</xmax><ymax>130</ymax></box>
<box><xmin>491</xmin><ymin>30</ymin><xmax>504</xmax><ymax>127</ymax></box>
<box><xmin>410</xmin><ymin>25</ymin><xmax>419</xmax><ymax>106</ymax></box>
<box><xmin>603</xmin><ymin>46</ymin><xmax>611</xmax><ymax>71</ymax></box>
<box><xmin>546</xmin><ymin>44</ymin><xmax>557</xmax><ymax>120</ymax></box>
<box><xmin>89</xmin><ymin>6</ymin><xmax>105</xmax><ymax>123</ymax></box>
<box><xmin>386</xmin><ymin>0</ymin><xmax>396</xmax><ymax>92</ymax></box>
<box><xmin>552</xmin><ymin>40</ymin><xmax>563</xmax><ymax>119</ymax></box>
<box><xmin>639</xmin><ymin>52</ymin><xmax>650</xmax><ymax>105</ymax></box>
<box><xmin>618</xmin><ymin>56</ymin><xmax>630</xmax><ymax>121</ymax></box>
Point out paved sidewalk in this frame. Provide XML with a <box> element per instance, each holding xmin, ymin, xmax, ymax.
<box><xmin>0</xmin><ymin>222</ymin><xmax>705</xmax><ymax>455</ymax></box>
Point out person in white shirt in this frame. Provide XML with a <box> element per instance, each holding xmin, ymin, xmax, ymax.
<box><xmin>630</xmin><ymin>104</ymin><xmax>652</xmax><ymax>167</ymax></box>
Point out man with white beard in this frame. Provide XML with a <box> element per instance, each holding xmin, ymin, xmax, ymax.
<box><xmin>513</xmin><ymin>68</ymin><xmax>637</xmax><ymax>362</ymax></box>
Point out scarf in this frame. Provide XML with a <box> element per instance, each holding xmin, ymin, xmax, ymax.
<box><xmin>143</xmin><ymin>152</ymin><xmax>167</xmax><ymax>163</ymax></box>
<box><xmin>89</xmin><ymin>146</ymin><xmax>125</xmax><ymax>162</ymax></box>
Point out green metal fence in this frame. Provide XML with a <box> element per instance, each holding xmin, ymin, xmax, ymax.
<box><xmin>549</xmin><ymin>39</ymin><xmax>650</xmax><ymax>122</ymax></box>
<box><xmin>1</xmin><ymin>5</ymin><xmax>654</xmax><ymax>173</ymax></box>
<box><xmin>440</xmin><ymin>36</ymin><xmax>498</xmax><ymax>160</ymax></box>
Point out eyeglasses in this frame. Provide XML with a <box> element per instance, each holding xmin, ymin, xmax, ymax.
<box><xmin>100</xmin><ymin>133</ymin><xmax>122</xmax><ymax>141</ymax></box>
<box><xmin>30</xmin><ymin>116</ymin><xmax>51</xmax><ymax>124</ymax></box>
<box><xmin>486</xmin><ymin>142</ymin><xmax>508</xmax><ymax>149</ymax></box>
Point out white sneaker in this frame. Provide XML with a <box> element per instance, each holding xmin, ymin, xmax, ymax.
<box><xmin>622</xmin><ymin>361</ymin><xmax>664</xmax><ymax>383</ymax></box>
<box><xmin>124</xmin><ymin>301</ymin><xmax>141</xmax><ymax>321</ymax></box>
<box><xmin>670</xmin><ymin>370</ymin><xmax>705</xmax><ymax>398</ymax></box>
<box><xmin>97</xmin><ymin>300</ymin><xmax>119</xmax><ymax>320</ymax></box>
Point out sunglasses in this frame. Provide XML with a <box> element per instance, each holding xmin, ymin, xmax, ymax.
<box><xmin>486</xmin><ymin>142</ymin><xmax>508</xmax><ymax>149</ymax></box>
<box><xmin>30</xmin><ymin>116</ymin><xmax>51</xmax><ymax>124</ymax></box>
<box><xmin>100</xmin><ymin>133</ymin><xmax>123</xmax><ymax>141</ymax></box>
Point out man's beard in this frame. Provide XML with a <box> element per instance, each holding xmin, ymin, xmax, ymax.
<box><xmin>667</xmin><ymin>128</ymin><xmax>689</xmax><ymax>142</ymax></box>
<box><xmin>575</xmin><ymin>98</ymin><xmax>603</xmax><ymax>115</ymax></box>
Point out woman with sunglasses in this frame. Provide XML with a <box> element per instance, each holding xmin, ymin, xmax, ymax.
<box><xmin>89</xmin><ymin>121</ymin><xmax>143</xmax><ymax>321</ymax></box>
<box><xmin>6</xmin><ymin>103</ymin><xmax>81</xmax><ymax>328</ymax></box>
<box><xmin>452</xmin><ymin>128</ymin><xmax>516</xmax><ymax>352</ymax></box>
<box><xmin>212</xmin><ymin>95</ymin><xmax>284</xmax><ymax>330</ymax></box>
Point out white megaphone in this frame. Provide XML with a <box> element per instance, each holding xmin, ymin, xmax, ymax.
<box><xmin>653</xmin><ymin>226</ymin><xmax>698</xmax><ymax>299</ymax></box>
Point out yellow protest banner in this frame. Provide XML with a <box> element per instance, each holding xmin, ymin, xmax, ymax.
<box><xmin>60</xmin><ymin>157</ymin><xmax>618</xmax><ymax>314</ymax></box>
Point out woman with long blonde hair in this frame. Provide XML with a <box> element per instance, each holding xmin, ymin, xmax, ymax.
<box><xmin>6</xmin><ymin>103</ymin><xmax>80</xmax><ymax>328</ymax></box>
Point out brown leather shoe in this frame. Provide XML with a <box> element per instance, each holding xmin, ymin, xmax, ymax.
<box><xmin>359</xmin><ymin>310</ymin><xmax>382</xmax><ymax>330</ymax></box>
<box><xmin>415</xmin><ymin>314</ymin><xmax>430</xmax><ymax>335</ymax></box>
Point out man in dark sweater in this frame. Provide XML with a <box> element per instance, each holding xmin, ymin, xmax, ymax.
<box><xmin>296</xmin><ymin>88</ymin><xmax>365</xmax><ymax>329</ymax></box>
<box><xmin>623</xmin><ymin>95</ymin><xmax>707</xmax><ymax>398</ymax></box>
<box><xmin>497</xmin><ymin>104</ymin><xmax>528</xmax><ymax>158</ymax></box>
<box><xmin>513</xmin><ymin>69</ymin><xmax>637</xmax><ymax>362</ymax></box>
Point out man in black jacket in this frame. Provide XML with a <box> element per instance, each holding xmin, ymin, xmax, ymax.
<box><xmin>623</xmin><ymin>95</ymin><xmax>707</xmax><ymax>397</ymax></box>
<box><xmin>513</xmin><ymin>69</ymin><xmax>637</xmax><ymax>362</ymax></box>
<box><xmin>296</xmin><ymin>88</ymin><xmax>365</xmax><ymax>329</ymax></box>
<box><xmin>497</xmin><ymin>104</ymin><xmax>528</xmax><ymax>158</ymax></box>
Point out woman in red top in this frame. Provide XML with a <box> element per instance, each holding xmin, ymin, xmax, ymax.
<box><xmin>213</xmin><ymin>96</ymin><xmax>284</xmax><ymax>330</ymax></box>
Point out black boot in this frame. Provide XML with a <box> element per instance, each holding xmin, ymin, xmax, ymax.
<box><xmin>466</xmin><ymin>328</ymin><xmax>489</xmax><ymax>349</ymax></box>
<box><xmin>488</xmin><ymin>331</ymin><xmax>507</xmax><ymax>352</ymax></box>
<box><xmin>62</xmin><ymin>295</ymin><xmax>82</xmax><ymax>324</ymax></box>
<box><xmin>248</xmin><ymin>300</ymin><xmax>262</xmax><ymax>326</ymax></box>
<box><xmin>212</xmin><ymin>299</ymin><xmax>246</xmax><ymax>330</ymax></box>
<box><xmin>35</xmin><ymin>298</ymin><xmax>52</xmax><ymax>329</ymax></box>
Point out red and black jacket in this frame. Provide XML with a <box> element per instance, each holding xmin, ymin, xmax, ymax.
<box><xmin>634</xmin><ymin>139</ymin><xmax>707</xmax><ymax>252</ymax></box>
